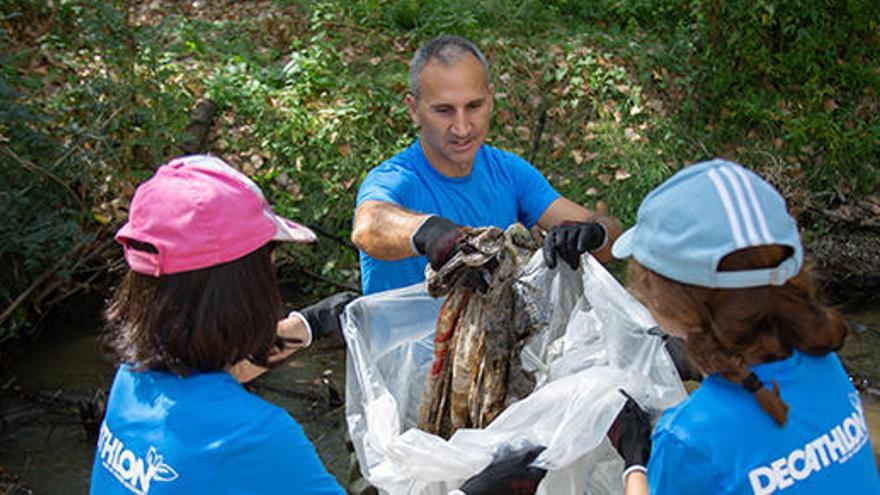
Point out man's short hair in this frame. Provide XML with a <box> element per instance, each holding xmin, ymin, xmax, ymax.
<box><xmin>409</xmin><ymin>35</ymin><xmax>490</xmax><ymax>101</ymax></box>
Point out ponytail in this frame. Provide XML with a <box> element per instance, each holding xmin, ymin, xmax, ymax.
<box><xmin>741</xmin><ymin>372</ymin><xmax>788</xmax><ymax>427</ymax></box>
<box><xmin>714</xmin><ymin>352</ymin><xmax>789</xmax><ymax>427</ymax></box>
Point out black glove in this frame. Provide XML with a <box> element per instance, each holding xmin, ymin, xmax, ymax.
<box><xmin>413</xmin><ymin>215</ymin><xmax>463</xmax><ymax>270</ymax></box>
<box><xmin>413</xmin><ymin>215</ymin><xmax>494</xmax><ymax>293</ymax></box>
<box><xmin>663</xmin><ymin>335</ymin><xmax>702</xmax><ymax>382</ymax></box>
<box><xmin>298</xmin><ymin>292</ymin><xmax>358</xmax><ymax>341</ymax></box>
<box><xmin>542</xmin><ymin>221</ymin><xmax>606</xmax><ymax>270</ymax></box>
<box><xmin>607</xmin><ymin>392</ymin><xmax>652</xmax><ymax>471</ymax></box>
<box><xmin>459</xmin><ymin>446</ymin><xmax>547</xmax><ymax>495</ymax></box>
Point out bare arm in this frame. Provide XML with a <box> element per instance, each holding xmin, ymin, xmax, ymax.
<box><xmin>535</xmin><ymin>197</ymin><xmax>594</xmax><ymax>228</ymax></box>
<box><xmin>624</xmin><ymin>471</ymin><xmax>649</xmax><ymax>495</ymax></box>
<box><xmin>228</xmin><ymin>315</ymin><xmax>310</xmax><ymax>383</ymax></box>
<box><xmin>351</xmin><ymin>200</ymin><xmax>431</xmax><ymax>260</ymax></box>
<box><xmin>536</xmin><ymin>197</ymin><xmax>622</xmax><ymax>263</ymax></box>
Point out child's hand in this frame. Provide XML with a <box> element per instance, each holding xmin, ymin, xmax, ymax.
<box><xmin>457</xmin><ymin>446</ymin><xmax>547</xmax><ymax>495</ymax></box>
<box><xmin>607</xmin><ymin>391</ymin><xmax>652</xmax><ymax>477</ymax></box>
<box><xmin>275</xmin><ymin>315</ymin><xmax>310</xmax><ymax>349</ymax></box>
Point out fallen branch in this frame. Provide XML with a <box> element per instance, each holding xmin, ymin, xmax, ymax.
<box><xmin>0</xmin><ymin>232</ymin><xmax>116</xmax><ymax>332</ymax></box>
<box><xmin>0</xmin><ymin>254</ymin><xmax>70</xmax><ymax>329</ymax></box>
<box><xmin>1</xmin><ymin>145</ymin><xmax>83</xmax><ymax>213</ymax></box>
<box><xmin>307</xmin><ymin>223</ymin><xmax>358</xmax><ymax>253</ymax></box>
<box><xmin>527</xmin><ymin>106</ymin><xmax>548</xmax><ymax>165</ymax></box>
<box><xmin>819</xmin><ymin>208</ymin><xmax>880</xmax><ymax>230</ymax></box>
<box><xmin>278</xmin><ymin>267</ymin><xmax>360</xmax><ymax>294</ymax></box>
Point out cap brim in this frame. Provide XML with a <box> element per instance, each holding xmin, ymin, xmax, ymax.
<box><xmin>271</xmin><ymin>214</ymin><xmax>317</xmax><ymax>244</ymax></box>
<box><xmin>611</xmin><ymin>226</ymin><xmax>637</xmax><ymax>260</ymax></box>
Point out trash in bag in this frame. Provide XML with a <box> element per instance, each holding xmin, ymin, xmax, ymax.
<box><xmin>342</xmin><ymin>252</ymin><xmax>687</xmax><ymax>494</ymax></box>
<box><xmin>419</xmin><ymin>223</ymin><xmax>545</xmax><ymax>437</ymax></box>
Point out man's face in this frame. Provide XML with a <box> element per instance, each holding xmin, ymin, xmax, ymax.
<box><xmin>406</xmin><ymin>54</ymin><xmax>493</xmax><ymax>176</ymax></box>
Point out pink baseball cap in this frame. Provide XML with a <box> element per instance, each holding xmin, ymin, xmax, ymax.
<box><xmin>116</xmin><ymin>155</ymin><xmax>316</xmax><ymax>276</ymax></box>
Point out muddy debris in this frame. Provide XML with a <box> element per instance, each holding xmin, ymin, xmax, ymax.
<box><xmin>417</xmin><ymin>224</ymin><xmax>546</xmax><ymax>438</ymax></box>
<box><xmin>804</xmin><ymin>194</ymin><xmax>880</xmax><ymax>305</ymax></box>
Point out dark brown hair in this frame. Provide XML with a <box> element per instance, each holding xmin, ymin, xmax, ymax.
<box><xmin>628</xmin><ymin>245</ymin><xmax>848</xmax><ymax>426</ymax></box>
<box><xmin>105</xmin><ymin>242</ymin><xmax>287</xmax><ymax>375</ymax></box>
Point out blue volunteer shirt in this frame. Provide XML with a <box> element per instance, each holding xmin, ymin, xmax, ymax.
<box><xmin>648</xmin><ymin>351</ymin><xmax>879</xmax><ymax>495</ymax></box>
<box><xmin>90</xmin><ymin>365</ymin><xmax>344</xmax><ymax>495</ymax></box>
<box><xmin>356</xmin><ymin>140</ymin><xmax>560</xmax><ymax>294</ymax></box>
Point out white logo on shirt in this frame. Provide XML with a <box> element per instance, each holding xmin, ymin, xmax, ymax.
<box><xmin>97</xmin><ymin>423</ymin><xmax>180</xmax><ymax>495</ymax></box>
<box><xmin>747</xmin><ymin>392</ymin><xmax>869</xmax><ymax>495</ymax></box>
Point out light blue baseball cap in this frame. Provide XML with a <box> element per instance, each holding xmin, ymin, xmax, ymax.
<box><xmin>612</xmin><ymin>159</ymin><xmax>803</xmax><ymax>288</ymax></box>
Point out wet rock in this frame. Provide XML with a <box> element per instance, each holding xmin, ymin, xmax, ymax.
<box><xmin>77</xmin><ymin>388</ymin><xmax>107</xmax><ymax>441</ymax></box>
<box><xmin>0</xmin><ymin>467</ymin><xmax>33</xmax><ymax>495</ymax></box>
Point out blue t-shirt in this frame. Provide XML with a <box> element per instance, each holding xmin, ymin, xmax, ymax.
<box><xmin>648</xmin><ymin>351</ymin><xmax>879</xmax><ymax>495</ymax></box>
<box><xmin>356</xmin><ymin>140</ymin><xmax>560</xmax><ymax>294</ymax></box>
<box><xmin>90</xmin><ymin>365</ymin><xmax>343</xmax><ymax>495</ymax></box>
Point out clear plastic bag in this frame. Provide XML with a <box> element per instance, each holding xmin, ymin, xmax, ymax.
<box><xmin>342</xmin><ymin>253</ymin><xmax>687</xmax><ymax>494</ymax></box>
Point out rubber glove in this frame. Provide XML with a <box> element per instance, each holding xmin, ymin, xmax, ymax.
<box><xmin>292</xmin><ymin>292</ymin><xmax>359</xmax><ymax>342</ymax></box>
<box><xmin>607</xmin><ymin>391</ymin><xmax>652</xmax><ymax>481</ymax></box>
<box><xmin>542</xmin><ymin>221</ymin><xmax>607</xmax><ymax>270</ymax></box>
<box><xmin>412</xmin><ymin>215</ymin><xmax>494</xmax><ymax>292</ymax></box>
<box><xmin>412</xmin><ymin>215</ymin><xmax>463</xmax><ymax>270</ymax></box>
<box><xmin>456</xmin><ymin>446</ymin><xmax>547</xmax><ymax>495</ymax></box>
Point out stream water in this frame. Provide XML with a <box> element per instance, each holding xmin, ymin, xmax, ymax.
<box><xmin>1</xmin><ymin>304</ymin><xmax>878</xmax><ymax>494</ymax></box>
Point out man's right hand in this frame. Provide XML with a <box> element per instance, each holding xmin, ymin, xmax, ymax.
<box><xmin>412</xmin><ymin>215</ymin><xmax>463</xmax><ymax>270</ymax></box>
<box><xmin>412</xmin><ymin>215</ymin><xmax>498</xmax><ymax>293</ymax></box>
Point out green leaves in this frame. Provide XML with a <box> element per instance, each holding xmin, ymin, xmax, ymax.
<box><xmin>2</xmin><ymin>0</ymin><xmax>876</xmax><ymax>338</ymax></box>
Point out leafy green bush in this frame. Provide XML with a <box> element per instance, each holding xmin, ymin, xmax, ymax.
<box><xmin>0</xmin><ymin>0</ymin><xmax>191</xmax><ymax>338</ymax></box>
<box><xmin>545</xmin><ymin>0</ymin><xmax>880</xmax><ymax>197</ymax></box>
<box><xmin>3</xmin><ymin>0</ymin><xmax>877</xmax><ymax>340</ymax></box>
<box><xmin>688</xmin><ymin>0</ymin><xmax>880</xmax><ymax>194</ymax></box>
<box><xmin>0</xmin><ymin>36</ymin><xmax>94</xmax><ymax>337</ymax></box>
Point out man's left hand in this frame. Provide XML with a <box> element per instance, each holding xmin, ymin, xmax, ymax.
<box><xmin>542</xmin><ymin>221</ymin><xmax>607</xmax><ymax>270</ymax></box>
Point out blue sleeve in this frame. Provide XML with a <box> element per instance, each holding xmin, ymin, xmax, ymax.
<box><xmin>216</xmin><ymin>409</ymin><xmax>345</xmax><ymax>495</ymax></box>
<box><xmin>648</xmin><ymin>426</ymin><xmax>720</xmax><ymax>495</ymax></box>
<box><xmin>506</xmin><ymin>152</ymin><xmax>560</xmax><ymax>227</ymax></box>
<box><xmin>356</xmin><ymin>164</ymin><xmax>414</xmax><ymax>208</ymax></box>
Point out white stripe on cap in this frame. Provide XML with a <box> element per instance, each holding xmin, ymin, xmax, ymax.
<box><xmin>707</xmin><ymin>169</ymin><xmax>746</xmax><ymax>248</ymax></box>
<box><xmin>719</xmin><ymin>166</ymin><xmax>761</xmax><ymax>245</ymax></box>
<box><xmin>731</xmin><ymin>165</ymin><xmax>775</xmax><ymax>244</ymax></box>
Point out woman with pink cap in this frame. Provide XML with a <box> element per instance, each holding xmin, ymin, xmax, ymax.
<box><xmin>606</xmin><ymin>160</ymin><xmax>878</xmax><ymax>494</ymax></box>
<box><xmin>90</xmin><ymin>155</ymin><xmax>546</xmax><ymax>494</ymax></box>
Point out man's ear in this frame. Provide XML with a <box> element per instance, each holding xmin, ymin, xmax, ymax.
<box><xmin>405</xmin><ymin>93</ymin><xmax>419</xmax><ymax>125</ymax></box>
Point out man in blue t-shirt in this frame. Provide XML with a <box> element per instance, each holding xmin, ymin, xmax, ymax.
<box><xmin>352</xmin><ymin>36</ymin><xmax>622</xmax><ymax>295</ymax></box>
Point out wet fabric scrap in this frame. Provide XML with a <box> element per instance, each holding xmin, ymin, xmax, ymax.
<box><xmin>418</xmin><ymin>223</ymin><xmax>545</xmax><ymax>438</ymax></box>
